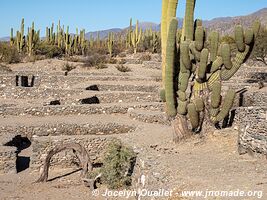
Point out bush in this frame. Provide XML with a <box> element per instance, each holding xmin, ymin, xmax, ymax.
<box><xmin>35</xmin><ymin>42</ymin><xmax>63</xmax><ymax>58</ymax></box>
<box><xmin>108</xmin><ymin>58</ymin><xmax>117</xmax><ymax>64</ymax></box>
<box><xmin>118</xmin><ymin>59</ymin><xmax>127</xmax><ymax>64</ymax></box>
<box><xmin>0</xmin><ymin>42</ymin><xmax>20</xmax><ymax>63</ymax></box>
<box><xmin>82</xmin><ymin>53</ymin><xmax>108</xmax><ymax>68</ymax></box>
<box><xmin>251</xmin><ymin>27</ymin><xmax>267</xmax><ymax>66</ymax></box>
<box><xmin>116</xmin><ymin>64</ymin><xmax>131</xmax><ymax>72</ymax></box>
<box><xmin>62</xmin><ymin>62</ymin><xmax>76</xmax><ymax>72</ymax></box>
<box><xmin>139</xmin><ymin>54</ymin><xmax>151</xmax><ymax>62</ymax></box>
<box><xmin>220</xmin><ymin>35</ymin><xmax>235</xmax><ymax>44</ymax></box>
<box><xmin>95</xmin><ymin>63</ymin><xmax>108</xmax><ymax>69</ymax></box>
<box><xmin>100</xmin><ymin>141</ymin><xmax>136</xmax><ymax>189</ymax></box>
<box><xmin>118</xmin><ymin>52</ymin><xmax>127</xmax><ymax>58</ymax></box>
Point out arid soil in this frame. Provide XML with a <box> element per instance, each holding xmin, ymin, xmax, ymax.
<box><xmin>0</xmin><ymin>57</ymin><xmax>266</xmax><ymax>200</ymax></box>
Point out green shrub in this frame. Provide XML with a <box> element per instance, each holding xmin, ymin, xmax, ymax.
<box><xmin>35</xmin><ymin>42</ymin><xmax>63</xmax><ymax>58</ymax></box>
<box><xmin>100</xmin><ymin>141</ymin><xmax>136</xmax><ymax>189</ymax></box>
<box><xmin>0</xmin><ymin>42</ymin><xmax>20</xmax><ymax>63</ymax></box>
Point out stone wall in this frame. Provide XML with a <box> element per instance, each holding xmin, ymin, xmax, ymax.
<box><xmin>235</xmin><ymin>106</ymin><xmax>267</xmax><ymax>156</ymax></box>
<box><xmin>0</xmin><ymin>103</ymin><xmax>164</xmax><ymax>117</ymax></box>
<box><xmin>0</xmin><ymin>122</ymin><xmax>136</xmax><ymax>139</ymax></box>
<box><xmin>0</xmin><ymin>146</ymin><xmax>17</xmax><ymax>174</ymax></box>
<box><xmin>0</xmin><ymin>133</ymin><xmax>18</xmax><ymax>174</ymax></box>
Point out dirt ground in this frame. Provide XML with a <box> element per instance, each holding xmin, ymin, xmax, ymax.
<box><xmin>0</xmin><ymin>58</ymin><xmax>266</xmax><ymax>200</ymax></box>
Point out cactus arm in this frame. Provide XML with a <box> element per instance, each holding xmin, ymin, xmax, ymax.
<box><xmin>165</xmin><ymin>18</ymin><xmax>178</xmax><ymax>117</ymax></box>
<box><xmin>184</xmin><ymin>0</ymin><xmax>196</xmax><ymax>40</ymax></box>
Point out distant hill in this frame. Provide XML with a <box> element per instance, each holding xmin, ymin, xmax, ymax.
<box><xmin>1</xmin><ymin>8</ymin><xmax>266</xmax><ymax>41</ymax></box>
<box><xmin>85</xmin><ymin>28</ymin><xmax>122</xmax><ymax>40</ymax></box>
<box><xmin>84</xmin><ymin>7</ymin><xmax>267</xmax><ymax>39</ymax></box>
<box><xmin>203</xmin><ymin>8</ymin><xmax>267</xmax><ymax>35</ymax></box>
<box><xmin>0</xmin><ymin>37</ymin><xmax>10</xmax><ymax>42</ymax></box>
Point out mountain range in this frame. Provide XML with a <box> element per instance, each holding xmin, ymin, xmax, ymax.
<box><xmin>1</xmin><ymin>8</ymin><xmax>266</xmax><ymax>41</ymax></box>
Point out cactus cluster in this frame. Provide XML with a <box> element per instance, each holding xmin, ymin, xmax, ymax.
<box><xmin>27</xmin><ymin>22</ymin><xmax>40</xmax><ymax>56</ymax></box>
<box><xmin>46</xmin><ymin>21</ymin><xmax>87</xmax><ymax>55</ymax></box>
<box><xmin>161</xmin><ymin>0</ymin><xmax>260</xmax><ymax>132</ymax></box>
<box><xmin>9</xmin><ymin>18</ymin><xmax>161</xmax><ymax>57</ymax></box>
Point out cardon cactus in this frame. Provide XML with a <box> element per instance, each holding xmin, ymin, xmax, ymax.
<box><xmin>165</xmin><ymin>18</ymin><xmax>178</xmax><ymax>117</ymax></box>
<box><xmin>15</xmin><ymin>18</ymin><xmax>25</xmax><ymax>52</ymax></box>
<box><xmin>161</xmin><ymin>0</ymin><xmax>260</xmax><ymax>140</ymax></box>
<box><xmin>161</xmin><ymin>0</ymin><xmax>178</xmax><ymax>92</ymax></box>
<box><xmin>107</xmin><ymin>32</ymin><xmax>114</xmax><ymax>57</ymax></box>
<box><xmin>131</xmin><ymin>20</ymin><xmax>142</xmax><ymax>54</ymax></box>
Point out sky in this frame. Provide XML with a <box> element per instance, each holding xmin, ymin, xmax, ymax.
<box><xmin>0</xmin><ymin>0</ymin><xmax>266</xmax><ymax>37</ymax></box>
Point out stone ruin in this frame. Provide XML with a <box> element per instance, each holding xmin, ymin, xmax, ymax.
<box><xmin>0</xmin><ymin>60</ymin><xmax>266</xmax><ymax>176</ymax></box>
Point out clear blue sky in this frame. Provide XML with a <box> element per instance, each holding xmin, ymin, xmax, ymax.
<box><xmin>0</xmin><ymin>0</ymin><xmax>266</xmax><ymax>37</ymax></box>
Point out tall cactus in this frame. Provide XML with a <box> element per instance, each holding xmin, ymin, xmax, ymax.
<box><xmin>131</xmin><ymin>20</ymin><xmax>142</xmax><ymax>54</ymax></box>
<box><xmin>165</xmin><ymin>18</ymin><xmax>178</xmax><ymax>117</ymax></box>
<box><xmin>15</xmin><ymin>18</ymin><xmax>25</xmax><ymax>52</ymax></box>
<box><xmin>161</xmin><ymin>0</ymin><xmax>178</xmax><ymax>97</ymax></box>
<box><xmin>107</xmin><ymin>32</ymin><xmax>114</xmax><ymax>57</ymax></box>
<box><xmin>126</xmin><ymin>18</ymin><xmax>133</xmax><ymax>48</ymax></box>
<box><xmin>161</xmin><ymin>0</ymin><xmax>260</xmax><ymax>140</ymax></box>
<box><xmin>26</xmin><ymin>22</ymin><xmax>40</xmax><ymax>56</ymax></box>
<box><xmin>10</xmin><ymin>28</ymin><xmax>14</xmax><ymax>46</ymax></box>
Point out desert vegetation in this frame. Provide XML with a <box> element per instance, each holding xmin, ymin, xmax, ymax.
<box><xmin>0</xmin><ymin>0</ymin><xmax>266</xmax><ymax>200</ymax></box>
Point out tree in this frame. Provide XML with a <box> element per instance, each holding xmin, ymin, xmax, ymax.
<box><xmin>251</xmin><ymin>26</ymin><xmax>267</xmax><ymax>66</ymax></box>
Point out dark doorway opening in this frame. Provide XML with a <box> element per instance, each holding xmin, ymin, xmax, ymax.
<box><xmin>49</xmin><ymin>100</ymin><xmax>61</xmax><ymax>105</ymax></box>
<box><xmin>4</xmin><ymin>135</ymin><xmax>31</xmax><ymax>173</ymax></box>
<box><xmin>16</xmin><ymin>75</ymin><xmax>35</xmax><ymax>87</ymax></box>
<box><xmin>79</xmin><ymin>96</ymin><xmax>100</xmax><ymax>104</ymax></box>
<box><xmin>86</xmin><ymin>85</ymin><xmax>99</xmax><ymax>91</ymax></box>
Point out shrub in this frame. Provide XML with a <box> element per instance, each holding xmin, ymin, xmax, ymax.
<box><xmin>62</xmin><ymin>62</ymin><xmax>76</xmax><ymax>72</ymax></box>
<box><xmin>108</xmin><ymin>58</ymin><xmax>117</xmax><ymax>64</ymax></box>
<box><xmin>95</xmin><ymin>63</ymin><xmax>108</xmax><ymax>69</ymax></box>
<box><xmin>118</xmin><ymin>52</ymin><xmax>127</xmax><ymax>58</ymax></box>
<box><xmin>35</xmin><ymin>42</ymin><xmax>63</xmax><ymax>58</ymax></box>
<box><xmin>82</xmin><ymin>53</ymin><xmax>107</xmax><ymax>68</ymax></box>
<box><xmin>139</xmin><ymin>54</ymin><xmax>151</xmax><ymax>62</ymax></box>
<box><xmin>100</xmin><ymin>141</ymin><xmax>136</xmax><ymax>189</ymax></box>
<box><xmin>116</xmin><ymin>64</ymin><xmax>131</xmax><ymax>72</ymax></box>
<box><xmin>250</xmin><ymin>27</ymin><xmax>267</xmax><ymax>66</ymax></box>
<box><xmin>0</xmin><ymin>42</ymin><xmax>20</xmax><ymax>63</ymax></box>
<box><xmin>118</xmin><ymin>59</ymin><xmax>127</xmax><ymax>64</ymax></box>
<box><xmin>220</xmin><ymin>35</ymin><xmax>235</xmax><ymax>44</ymax></box>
